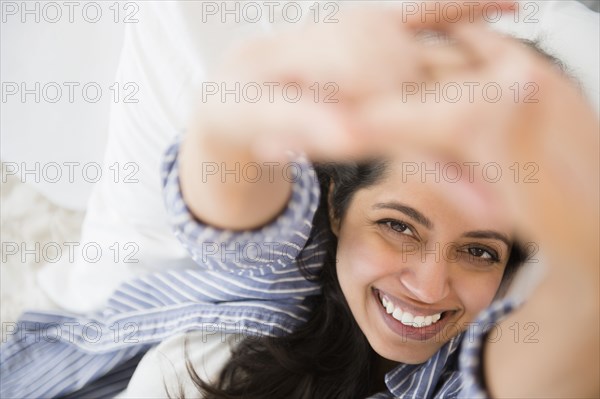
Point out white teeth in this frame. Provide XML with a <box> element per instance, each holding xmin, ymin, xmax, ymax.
<box><xmin>401</xmin><ymin>312</ymin><xmax>414</xmax><ymax>325</ymax></box>
<box><xmin>385</xmin><ymin>302</ymin><xmax>394</xmax><ymax>314</ymax></box>
<box><xmin>413</xmin><ymin>316</ymin><xmax>425</xmax><ymax>328</ymax></box>
<box><xmin>424</xmin><ymin>315</ymin><xmax>433</xmax><ymax>326</ymax></box>
<box><xmin>378</xmin><ymin>293</ymin><xmax>443</xmax><ymax>328</ymax></box>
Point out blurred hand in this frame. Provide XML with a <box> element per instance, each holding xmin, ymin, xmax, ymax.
<box><xmin>359</xmin><ymin>20</ymin><xmax>599</xmax><ymax>255</ymax></box>
<box><xmin>190</xmin><ymin>1</ymin><xmax>518</xmax><ymax>162</ymax></box>
<box><xmin>185</xmin><ymin>0</ymin><xmax>599</xmax><ymax>252</ymax></box>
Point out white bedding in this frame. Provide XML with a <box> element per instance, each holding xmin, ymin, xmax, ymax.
<box><xmin>0</xmin><ymin>165</ymin><xmax>83</xmax><ymax>342</ymax></box>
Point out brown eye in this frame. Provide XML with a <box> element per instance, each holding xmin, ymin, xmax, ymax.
<box><xmin>379</xmin><ymin>220</ymin><xmax>416</xmax><ymax>237</ymax></box>
<box><xmin>467</xmin><ymin>247</ymin><xmax>498</xmax><ymax>262</ymax></box>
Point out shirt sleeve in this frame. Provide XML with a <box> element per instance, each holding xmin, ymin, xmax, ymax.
<box><xmin>458</xmin><ymin>298</ymin><xmax>521</xmax><ymax>399</ymax></box>
<box><xmin>161</xmin><ymin>136</ymin><xmax>322</xmax><ymax>277</ymax></box>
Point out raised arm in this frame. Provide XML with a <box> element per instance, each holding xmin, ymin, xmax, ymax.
<box><xmin>478</xmin><ymin>34</ymin><xmax>600</xmax><ymax>399</ymax></box>
<box><xmin>356</xmin><ymin>21</ymin><xmax>600</xmax><ymax>398</ymax></box>
<box><xmin>177</xmin><ymin>3</ymin><xmax>508</xmax><ymax>231</ymax></box>
<box><xmin>179</xmin><ymin>118</ymin><xmax>293</xmax><ymax>231</ymax></box>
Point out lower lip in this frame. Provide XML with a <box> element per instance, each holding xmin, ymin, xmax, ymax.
<box><xmin>372</xmin><ymin>289</ymin><xmax>451</xmax><ymax>342</ymax></box>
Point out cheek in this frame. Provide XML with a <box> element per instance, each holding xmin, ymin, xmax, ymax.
<box><xmin>336</xmin><ymin>230</ymin><xmax>389</xmax><ymax>289</ymax></box>
<box><xmin>336</xmin><ymin>236</ymin><xmax>367</xmax><ymax>297</ymax></box>
<box><xmin>455</xmin><ymin>271</ymin><xmax>504</xmax><ymax>317</ymax></box>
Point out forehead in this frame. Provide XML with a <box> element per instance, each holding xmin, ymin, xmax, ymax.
<box><xmin>353</xmin><ymin>158</ymin><xmax>513</xmax><ymax>235</ymax></box>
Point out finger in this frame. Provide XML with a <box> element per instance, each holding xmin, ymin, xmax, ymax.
<box><xmin>448</xmin><ymin>20</ymin><xmax>523</xmax><ymax>68</ymax></box>
<box><xmin>198</xmin><ymin>96</ymin><xmax>368</xmax><ymax>163</ymax></box>
<box><xmin>354</xmin><ymin>93</ymin><xmax>519</xmax><ymax>232</ymax></box>
<box><xmin>358</xmin><ymin>24</ymin><xmax>539</xmax><ymax>146</ymax></box>
<box><xmin>354</xmin><ymin>91</ymin><xmax>483</xmax><ymax>159</ymax></box>
<box><xmin>418</xmin><ymin>39</ymin><xmax>475</xmax><ymax>80</ymax></box>
<box><xmin>255</xmin><ymin>104</ymin><xmax>366</xmax><ymax>162</ymax></box>
<box><xmin>402</xmin><ymin>1</ymin><xmax>517</xmax><ymax>31</ymax></box>
<box><xmin>224</xmin><ymin>9</ymin><xmax>424</xmax><ymax>99</ymax></box>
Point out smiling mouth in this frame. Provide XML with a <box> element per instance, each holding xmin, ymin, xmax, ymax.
<box><xmin>375</xmin><ymin>289</ymin><xmax>450</xmax><ymax>328</ymax></box>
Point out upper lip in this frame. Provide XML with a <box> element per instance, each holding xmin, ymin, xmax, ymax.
<box><xmin>374</xmin><ymin>288</ymin><xmax>455</xmax><ymax>317</ymax></box>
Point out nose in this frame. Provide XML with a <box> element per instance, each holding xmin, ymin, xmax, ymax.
<box><xmin>399</xmin><ymin>246</ymin><xmax>451</xmax><ymax>304</ymax></box>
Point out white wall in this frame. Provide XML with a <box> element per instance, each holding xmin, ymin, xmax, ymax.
<box><xmin>1</xmin><ymin>2</ymin><xmax>126</xmax><ymax>210</ymax></box>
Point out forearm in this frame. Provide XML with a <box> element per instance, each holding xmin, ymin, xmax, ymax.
<box><xmin>179</xmin><ymin>125</ymin><xmax>293</xmax><ymax>231</ymax></box>
<box><xmin>486</xmin><ymin>79</ymin><xmax>600</xmax><ymax>398</ymax></box>
<box><xmin>486</xmin><ymin>268</ymin><xmax>599</xmax><ymax>398</ymax></box>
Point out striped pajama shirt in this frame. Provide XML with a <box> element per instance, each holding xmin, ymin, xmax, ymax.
<box><xmin>0</xmin><ymin>139</ymin><xmax>516</xmax><ymax>398</ymax></box>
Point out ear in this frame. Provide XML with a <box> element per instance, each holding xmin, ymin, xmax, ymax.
<box><xmin>328</xmin><ymin>182</ymin><xmax>341</xmax><ymax>237</ymax></box>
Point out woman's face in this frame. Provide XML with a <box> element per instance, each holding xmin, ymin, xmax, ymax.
<box><xmin>333</xmin><ymin>159</ymin><xmax>513</xmax><ymax>364</ymax></box>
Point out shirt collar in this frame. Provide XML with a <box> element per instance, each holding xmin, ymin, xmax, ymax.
<box><xmin>384</xmin><ymin>332</ymin><xmax>465</xmax><ymax>398</ymax></box>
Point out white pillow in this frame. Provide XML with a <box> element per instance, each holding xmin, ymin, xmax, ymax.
<box><xmin>36</xmin><ymin>1</ymin><xmax>315</xmax><ymax>313</ymax></box>
<box><xmin>492</xmin><ymin>0</ymin><xmax>599</xmax><ymax>112</ymax></box>
<box><xmin>37</xmin><ymin>1</ymin><xmax>599</xmax><ymax>313</ymax></box>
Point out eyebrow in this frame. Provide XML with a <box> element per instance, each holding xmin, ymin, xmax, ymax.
<box><xmin>462</xmin><ymin>230</ymin><xmax>512</xmax><ymax>248</ymax></box>
<box><xmin>372</xmin><ymin>202</ymin><xmax>512</xmax><ymax>247</ymax></box>
<box><xmin>372</xmin><ymin>202</ymin><xmax>433</xmax><ymax>229</ymax></box>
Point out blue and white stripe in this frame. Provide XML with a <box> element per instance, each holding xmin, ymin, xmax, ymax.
<box><xmin>457</xmin><ymin>299</ymin><xmax>519</xmax><ymax>399</ymax></box>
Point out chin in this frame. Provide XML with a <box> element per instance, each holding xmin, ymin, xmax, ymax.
<box><xmin>369</xmin><ymin>337</ymin><xmax>440</xmax><ymax>365</ymax></box>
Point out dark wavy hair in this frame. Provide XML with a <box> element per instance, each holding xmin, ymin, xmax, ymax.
<box><xmin>170</xmin><ymin>161</ymin><xmax>528</xmax><ymax>399</ymax></box>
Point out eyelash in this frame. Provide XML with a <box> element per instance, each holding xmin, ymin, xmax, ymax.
<box><xmin>462</xmin><ymin>246</ymin><xmax>500</xmax><ymax>263</ymax></box>
<box><xmin>377</xmin><ymin>219</ymin><xmax>417</xmax><ymax>238</ymax></box>
<box><xmin>376</xmin><ymin>219</ymin><xmax>501</xmax><ymax>263</ymax></box>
